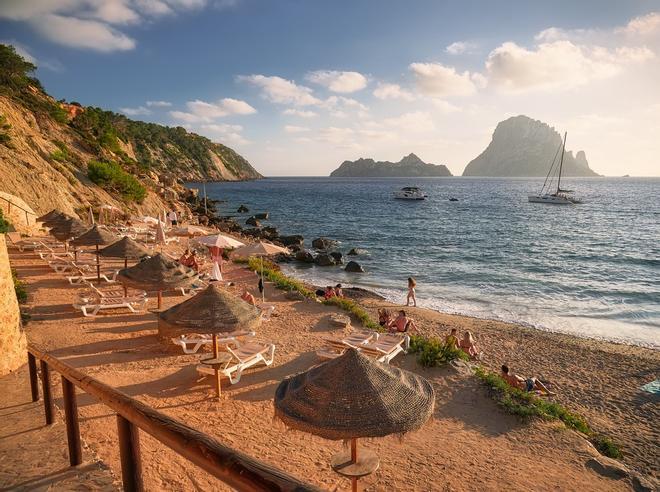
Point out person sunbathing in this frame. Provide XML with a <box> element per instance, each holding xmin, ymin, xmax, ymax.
<box><xmin>459</xmin><ymin>331</ymin><xmax>481</xmax><ymax>359</ymax></box>
<box><xmin>241</xmin><ymin>288</ymin><xmax>257</xmax><ymax>306</ymax></box>
<box><xmin>324</xmin><ymin>286</ymin><xmax>336</xmax><ymax>299</ymax></box>
<box><xmin>445</xmin><ymin>328</ymin><xmax>459</xmax><ymax>350</ymax></box>
<box><xmin>378</xmin><ymin>308</ymin><xmax>392</xmax><ymax>327</ymax></box>
<box><xmin>388</xmin><ymin>310</ymin><xmax>417</xmax><ymax>333</ymax></box>
<box><xmin>501</xmin><ymin>365</ymin><xmax>555</xmax><ymax>396</ymax></box>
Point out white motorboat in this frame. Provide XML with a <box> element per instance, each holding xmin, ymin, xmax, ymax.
<box><xmin>528</xmin><ymin>131</ymin><xmax>582</xmax><ymax>204</ymax></box>
<box><xmin>394</xmin><ymin>186</ymin><xmax>427</xmax><ymax>200</ymax></box>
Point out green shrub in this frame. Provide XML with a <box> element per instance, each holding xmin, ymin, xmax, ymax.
<box><xmin>239</xmin><ymin>256</ymin><xmax>316</xmax><ymax>298</ymax></box>
<box><xmin>409</xmin><ymin>335</ymin><xmax>469</xmax><ymax>367</ymax></box>
<box><xmin>474</xmin><ymin>367</ymin><xmax>622</xmax><ymax>459</ymax></box>
<box><xmin>87</xmin><ymin>160</ymin><xmax>146</xmax><ymax>202</ymax></box>
<box><xmin>49</xmin><ymin>104</ymin><xmax>69</xmax><ymax>124</ymax></box>
<box><xmin>50</xmin><ymin>149</ymin><xmax>67</xmax><ymax>161</ymax></box>
<box><xmin>0</xmin><ymin>208</ymin><xmax>9</xmax><ymax>233</ymax></box>
<box><xmin>0</xmin><ymin>114</ymin><xmax>11</xmax><ymax>147</ymax></box>
<box><xmin>12</xmin><ymin>269</ymin><xmax>27</xmax><ymax>303</ymax></box>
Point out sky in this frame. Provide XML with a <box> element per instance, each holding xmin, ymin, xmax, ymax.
<box><xmin>1</xmin><ymin>1</ymin><xmax>659</xmax><ymax>177</ymax></box>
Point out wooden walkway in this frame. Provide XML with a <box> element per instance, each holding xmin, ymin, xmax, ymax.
<box><xmin>0</xmin><ymin>365</ymin><xmax>118</xmax><ymax>491</ymax></box>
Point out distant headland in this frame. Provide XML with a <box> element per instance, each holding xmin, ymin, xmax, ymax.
<box><xmin>330</xmin><ymin>153</ymin><xmax>452</xmax><ymax>177</ymax></box>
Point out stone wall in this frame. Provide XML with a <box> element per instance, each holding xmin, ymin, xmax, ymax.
<box><xmin>0</xmin><ymin>235</ymin><xmax>26</xmax><ymax>375</ymax></box>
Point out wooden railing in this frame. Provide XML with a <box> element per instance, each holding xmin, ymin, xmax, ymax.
<box><xmin>27</xmin><ymin>344</ymin><xmax>322</xmax><ymax>492</ymax></box>
<box><xmin>0</xmin><ymin>196</ymin><xmax>36</xmax><ymax>226</ymax></box>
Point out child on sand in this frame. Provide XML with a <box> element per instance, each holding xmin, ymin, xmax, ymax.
<box><xmin>406</xmin><ymin>277</ymin><xmax>417</xmax><ymax>307</ymax></box>
<box><xmin>501</xmin><ymin>365</ymin><xmax>555</xmax><ymax>396</ymax></box>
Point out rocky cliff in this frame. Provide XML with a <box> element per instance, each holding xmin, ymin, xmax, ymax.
<box><xmin>331</xmin><ymin>153</ymin><xmax>452</xmax><ymax>177</ymax></box>
<box><xmin>0</xmin><ymin>44</ymin><xmax>260</xmax><ymax>218</ymax></box>
<box><xmin>462</xmin><ymin>116</ymin><xmax>598</xmax><ymax>177</ymax></box>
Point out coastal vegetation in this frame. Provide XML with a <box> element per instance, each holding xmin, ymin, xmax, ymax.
<box><xmin>0</xmin><ymin>209</ymin><xmax>9</xmax><ymax>233</ymax></box>
<box><xmin>474</xmin><ymin>367</ymin><xmax>622</xmax><ymax>459</ymax></box>
<box><xmin>322</xmin><ymin>296</ymin><xmax>381</xmax><ymax>330</ymax></box>
<box><xmin>11</xmin><ymin>269</ymin><xmax>27</xmax><ymax>304</ymax></box>
<box><xmin>331</xmin><ymin>153</ymin><xmax>452</xmax><ymax>177</ymax></box>
<box><xmin>409</xmin><ymin>335</ymin><xmax>469</xmax><ymax>366</ymax></box>
<box><xmin>239</xmin><ymin>257</ymin><xmax>315</xmax><ymax>298</ymax></box>
<box><xmin>0</xmin><ymin>114</ymin><xmax>11</xmax><ymax>147</ymax></box>
<box><xmin>87</xmin><ymin>160</ymin><xmax>146</xmax><ymax>203</ymax></box>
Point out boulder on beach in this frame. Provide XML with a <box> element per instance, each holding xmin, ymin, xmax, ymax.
<box><xmin>261</xmin><ymin>226</ymin><xmax>279</xmax><ymax>240</ymax></box>
<box><xmin>279</xmin><ymin>235</ymin><xmax>304</xmax><ymax>247</ymax></box>
<box><xmin>246</xmin><ymin>216</ymin><xmax>260</xmax><ymax>227</ymax></box>
<box><xmin>237</xmin><ymin>205</ymin><xmax>249</xmax><ymax>213</ymax></box>
<box><xmin>329</xmin><ymin>251</ymin><xmax>343</xmax><ymax>264</ymax></box>
<box><xmin>345</xmin><ymin>261</ymin><xmax>365</xmax><ymax>273</ymax></box>
<box><xmin>347</xmin><ymin>247</ymin><xmax>365</xmax><ymax>256</ymax></box>
<box><xmin>255</xmin><ymin>212</ymin><xmax>269</xmax><ymax>220</ymax></box>
<box><xmin>295</xmin><ymin>250</ymin><xmax>315</xmax><ymax>263</ymax></box>
<box><xmin>312</xmin><ymin>237</ymin><xmax>337</xmax><ymax>250</ymax></box>
<box><xmin>315</xmin><ymin>253</ymin><xmax>336</xmax><ymax>266</ymax></box>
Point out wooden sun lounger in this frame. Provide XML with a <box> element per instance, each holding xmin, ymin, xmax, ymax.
<box><xmin>172</xmin><ymin>331</ymin><xmax>256</xmax><ymax>354</ymax></box>
<box><xmin>5</xmin><ymin>232</ymin><xmax>49</xmax><ymax>252</ymax></box>
<box><xmin>196</xmin><ymin>341</ymin><xmax>275</xmax><ymax>384</ymax></box>
<box><xmin>73</xmin><ymin>293</ymin><xmax>148</xmax><ymax>317</ymax></box>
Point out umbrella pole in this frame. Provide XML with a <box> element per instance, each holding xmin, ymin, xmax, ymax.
<box><xmin>261</xmin><ymin>256</ymin><xmax>265</xmax><ymax>303</ymax></box>
<box><xmin>157</xmin><ymin>291</ymin><xmax>162</xmax><ymax>310</ymax></box>
<box><xmin>123</xmin><ymin>258</ymin><xmax>128</xmax><ymax>296</ymax></box>
<box><xmin>213</xmin><ymin>333</ymin><xmax>221</xmax><ymax>399</ymax></box>
<box><xmin>351</xmin><ymin>438</ymin><xmax>358</xmax><ymax>492</ymax></box>
<box><xmin>96</xmin><ymin>244</ymin><xmax>101</xmax><ymax>283</ymax></box>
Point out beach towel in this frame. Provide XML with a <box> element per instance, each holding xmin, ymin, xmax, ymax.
<box><xmin>640</xmin><ymin>380</ymin><xmax>660</xmax><ymax>395</ymax></box>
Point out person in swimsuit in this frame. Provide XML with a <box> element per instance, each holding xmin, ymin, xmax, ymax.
<box><xmin>388</xmin><ymin>310</ymin><xmax>418</xmax><ymax>333</ymax></box>
<box><xmin>445</xmin><ymin>328</ymin><xmax>459</xmax><ymax>350</ymax></box>
<box><xmin>459</xmin><ymin>331</ymin><xmax>481</xmax><ymax>359</ymax></box>
<box><xmin>378</xmin><ymin>308</ymin><xmax>392</xmax><ymax>327</ymax></box>
<box><xmin>334</xmin><ymin>284</ymin><xmax>344</xmax><ymax>298</ymax></box>
<box><xmin>501</xmin><ymin>365</ymin><xmax>555</xmax><ymax>396</ymax></box>
<box><xmin>241</xmin><ymin>288</ymin><xmax>257</xmax><ymax>306</ymax></box>
<box><xmin>406</xmin><ymin>277</ymin><xmax>417</xmax><ymax>307</ymax></box>
<box><xmin>324</xmin><ymin>286</ymin><xmax>336</xmax><ymax>299</ymax></box>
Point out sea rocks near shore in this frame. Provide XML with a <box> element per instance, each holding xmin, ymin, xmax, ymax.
<box><xmin>345</xmin><ymin>260</ymin><xmax>365</xmax><ymax>272</ymax></box>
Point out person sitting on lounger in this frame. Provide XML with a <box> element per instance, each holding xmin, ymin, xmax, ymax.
<box><xmin>324</xmin><ymin>286</ymin><xmax>336</xmax><ymax>299</ymax></box>
<box><xmin>445</xmin><ymin>328</ymin><xmax>459</xmax><ymax>350</ymax></box>
<box><xmin>241</xmin><ymin>288</ymin><xmax>257</xmax><ymax>306</ymax></box>
<box><xmin>501</xmin><ymin>364</ymin><xmax>555</xmax><ymax>395</ymax></box>
<box><xmin>459</xmin><ymin>331</ymin><xmax>481</xmax><ymax>359</ymax></box>
<box><xmin>378</xmin><ymin>308</ymin><xmax>392</xmax><ymax>327</ymax></box>
<box><xmin>388</xmin><ymin>310</ymin><xmax>417</xmax><ymax>333</ymax></box>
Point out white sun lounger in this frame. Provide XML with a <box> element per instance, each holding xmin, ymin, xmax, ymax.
<box><xmin>67</xmin><ymin>268</ymin><xmax>119</xmax><ymax>285</ymax></box>
<box><xmin>196</xmin><ymin>341</ymin><xmax>275</xmax><ymax>384</ymax></box>
<box><xmin>316</xmin><ymin>331</ymin><xmax>376</xmax><ymax>360</ymax></box>
<box><xmin>84</xmin><ymin>281</ymin><xmax>146</xmax><ymax>299</ymax></box>
<box><xmin>359</xmin><ymin>333</ymin><xmax>409</xmax><ymax>364</ymax></box>
<box><xmin>73</xmin><ymin>293</ymin><xmax>148</xmax><ymax>317</ymax></box>
<box><xmin>172</xmin><ymin>331</ymin><xmax>256</xmax><ymax>354</ymax></box>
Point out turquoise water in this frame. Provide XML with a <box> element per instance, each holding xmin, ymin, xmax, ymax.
<box><xmin>196</xmin><ymin>177</ymin><xmax>660</xmax><ymax>348</ymax></box>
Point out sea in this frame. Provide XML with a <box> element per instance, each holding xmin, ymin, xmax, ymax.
<box><xmin>193</xmin><ymin>177</ymin><xmax>660</xmax><ymax>348</ymax></box>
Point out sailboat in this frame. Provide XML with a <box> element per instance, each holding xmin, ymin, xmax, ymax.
<box><xmin>528</xmin><ymin>132</ymin><xmax>582</xmax><ymax>204</ymax></box>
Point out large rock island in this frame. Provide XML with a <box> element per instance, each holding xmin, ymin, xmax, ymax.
<box><xmin>331</xmin><ymin>153</ymin><xmax>452</xmax><ymax>177</ymax></box>
<box><xmin>462</xmin><ymin>115</ymin><xmax>598</xmax><ymax>177</ymax></box>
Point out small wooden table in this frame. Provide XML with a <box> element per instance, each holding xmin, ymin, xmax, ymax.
<box><xmin>330</xmin><ymin>438</ymin><xmax>379</xmax><ymax>492</ymax></box>
<box><xmin>200</xmin><ymin>353</ymin><xmax>232</xmax><ymax>370</ymax></box>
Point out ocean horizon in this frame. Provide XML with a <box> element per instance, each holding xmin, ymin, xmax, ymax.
<box><xmin>193</xmin><ymin>176</ymin><xmax>660</xmax><ymax>348</ymax></box>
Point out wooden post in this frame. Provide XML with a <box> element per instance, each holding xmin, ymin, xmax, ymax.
<box><xmin>351</xmin><ymin>438</ymin><xmax>358</xmax><ymax>492</ymax></box>
<box><xmin>28</xmin><ymin>353</ymin><xmax>39</xmax><ymax>402</ymax></box>
<box><xmin>40</xmin><ymin>360</ymin><xmax>54</xmax><ymax>425</ymax></box>
<box><xmin>117</xmin><ymin>415</ymin><xmax>143</xmax><ymax>492</ymax></box>
<box><xmin>62</xmin><ymin>376</ymin><xmax>82</xmax><ymax>466</ymax></box>
<box><xmin>96</xmin><ymin>244</ymin><xmax>101</xmax><ymax>283</ymax></box>
<box><xmin>213</xmin><ymin>333</ymin><xmax>221</xmax><ymax>399</ymax></box>
<box><xmin>157</xmin><ymin>291</ymin><xmax>162</xmax><ymax>310</ymax></box>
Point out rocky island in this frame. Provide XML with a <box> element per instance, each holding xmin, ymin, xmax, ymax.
<box><xmin>462</xmin><ymin>115</ymin><xmax>599</xmax><ymax>177</ymax></box>
<box><xmin>330</xmin><ymin>153</ymin><xmax>452</xmax><ymax>177</ymax></box>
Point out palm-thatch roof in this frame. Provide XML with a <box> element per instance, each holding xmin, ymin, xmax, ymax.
<box><xmin>98</xmin><ymin>236</ymin><xmax>149</xmax><ymax>259</ymax></box>
<box><xmin>274</xmin><ymin>348</ymin><xmax>435</xmax><ymax>440</ymax></box>
<box><xmin>37</xmin><ymin>209</ymin><xmax>62</xmax><ymax>222</ymax></box>
<box><xmin>159</xmin><ymin>284</ymin><xmax>261</xmax><ymax>336</ymax></box>
<box><xmin>117</xmin><ymin>253</ymin><xmax>199</xmax><ymax>291</ymax></box>
<box><xmin>50</xmin><ymin>218</ymin><xmax>89</xmax><ymax>241</ymax></box>
<box><xmin>70</xmin><ymin>225</ymin><xmax>118</xmax><ymax>247</ymax></box>
<box><xmin>42</xmin><ymin>212</ymin><xmax>72</xmax><ymax>227</ymax></box>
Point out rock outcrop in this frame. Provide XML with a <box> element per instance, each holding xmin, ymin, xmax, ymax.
<box><xmin>331</xmin><ymin>153</ymin><xmax>452</xmax><ymax>177</ymax></box>
<box><xmin>462</xmin><ymin>116</ymin><xmax>599</xmax><ymax>177</ymax></box>
<box><xmin>0</xmin><ymin>236</ymin><xmax>26</xmax><ymax>375</ymax></box>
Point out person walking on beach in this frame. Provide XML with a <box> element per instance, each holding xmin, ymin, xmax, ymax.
<box><xmin>406</xmin><ymin>277</ymin><xmax>417</xmax><ymax>307</ymax></box>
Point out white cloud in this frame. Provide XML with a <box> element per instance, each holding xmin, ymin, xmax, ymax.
<box><xmin>93</xmin><ymin>0</ymin><xmax>140</xmax><ymax>24</ymax></box>
<box><xmin>170</xmin><ymin>97</ymin><xmax>256</xmax><ymax>123</ymax></box>
<box><xmin>239</xmin><ymin>74</ymin><xmax>321</xmax><ymax>106</ymax></box>
<box><xmin>446</xmin><ymin>41</ymin><xmax>477</xmax><ymax>55</ymax></box>
<box><xmin>431</xmin><ymin>99</ymin><xmax>462</xmax><ymax>113</ymax></box>
<box><xmin>317</xmin><ymin>126</ymin><xmax>357</xmax><ymax>147</ymax></box>
<box><xmin>382</xmin><ymin>111</ymin><xmax>435</xmax><ymax>133</ymax></box>
<box><xmin>306</xmin><ymin>70</ymin><xmax>368</xmax><ymax>93</ymax></box>
<box><xmin>372</xmin><ymin>82</ymin><xmax>415</xmax><ymax>101</ymax></box>
<box><xmin>617</xmin><ymin>12</ymin><xmax>660</xmax><ymax>36</ymax></box>
<box><xmin>284</xmin><ymin>125</ymin><xmax>309</xmax><ymax>133</ymax></box>
<box><xmin>485</xmin><ymin>40</ymin><xmax>654</xmax><ymax>92</ymax></box>
<box><xmin>282</xmin><ymin>109</ymin><xmax>318</xmax><ymax>118</ymax></box>
<box><xmin>409</xmin><ymin>62</ymin><xmax>479</xmax><ymax>97</ymax></box>
<box><xmin>169</xmin><ymin>110</ymin><xmax>200</xmax><ymax>123</ymax></box>
<box><xmin>30</xmin><ymin>14</ymin><xmax>136</xmax><ymax>52</ymax></box>
<box><xmin>200</xmin><ymin>122</ymin><xmax>249</xmax><ymax>145</ymax></box>
<box><xmin>146</xmin><ymin>100</ymin><xmax>172</xmax><ymax>107</ymax></box>
<box><xmin>120</xmin><ymin>106</ymin><xmax>151</xmax><ymax>116</ymax></box>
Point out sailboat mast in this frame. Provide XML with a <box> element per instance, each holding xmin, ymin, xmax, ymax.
<box><xmin>557</xmin><ymin>132</ymin><xmax>567</xmax><ymax>194</ymax></box>
<box><xmin>203</xmin><ymin>181</ymin><xmax>208</xmax><ymax>215</ymax></box>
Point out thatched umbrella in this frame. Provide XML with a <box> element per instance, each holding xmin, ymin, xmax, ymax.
<box><xmin>274</xmin><ymin>349</ymin><xmax>435</xmax><ymax>491</ymax></box>
<box><xmin>99</xmin><ymin>236</ymin><xmax>150</xmax><ymax>269</ymax></box>
<box><xmin>70</xmin><ymin>225</ymin><xmax>119</xmax><ymax>282</ymax></box>
<box><xmin>42</xmin><ymin>212</ymin><xmax>72</xmax><ymax>228</ymax></box>
<box><xmin>232</xmin><ymin>241</ymin><xmax>290</xmax><ymax>302</ymax></box>
<box><xmin>159</xmin><ymin>284</ymin><xmax>261</xmax><ymax>398</ymax></box>
<box><xmin>117</xmin><ymin>253</ymin><xmax>198</xmax><ymax>309</ymax></box>
<box><xmin>50</xmin><ymin>217</ymin><xmax>88</xmax><ymax>253</ymax></box>
<box><xmin>37</xmin><ymin>209</ymin><xmax>62</xmax><ymax>222</ymax></box>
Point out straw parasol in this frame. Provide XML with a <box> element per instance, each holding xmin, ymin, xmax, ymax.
<box><xmin>70</xmin><ymin>225</ymin><xmax>119</xmax><ymax>282</ymax></box>
<box><xmin>50</xmin><ymin>218</ymin><xmax>89</xmax><ymax>252</ymax></box>
<box><xmin>232</xmin><ymin>241</ymin><xmax>290</xmax><ymax>302</ymax></box>
<box><xmin>99</xmin><ymin>236</ymin><xmax>150</xmax><ymax>269</ymax></box>
<box><xmin>37</xmin><ymin>209</ymin><xmax>62</xmax><ymax>223</ymax></box>
<box><xmin>274</xmin><ymin>348</ymin><xmax>435</xmax><ymax>491</ymax></box>
<box><xmin>42</xmin><ymin>212</ymin><xmax>72</xmax><ymax>228</ymax></box>
<box><xmin>159</xmin><ymin>284</ymin><xmax>261</xmax><ymax>398</ymax></box>
<box><xmin>117</xmin><ymin>253</ymin><xmax>198</xmax><ymax>309</ymax></box>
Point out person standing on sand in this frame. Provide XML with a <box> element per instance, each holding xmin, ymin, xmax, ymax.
<box><xmin>406</xmin><ymin>277</ymin><xmax>417</xmax><ymax>307</ymax></box>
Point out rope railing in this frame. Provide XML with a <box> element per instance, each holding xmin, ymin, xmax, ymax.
<box><xmin>26</xmin><ymin>344</ymin><xmax>321</xmax><ymax>492</ymax></box>
<box><xmin>0</xmin><ymin>196</ymin><xmax>37</xmax><ymax>226</ymax></box>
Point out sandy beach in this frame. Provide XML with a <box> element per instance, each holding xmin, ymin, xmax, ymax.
<box><xmin>4</xmin><ymin>245</ymin><xmax>659</xmax><ymax>491</ymax></box>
